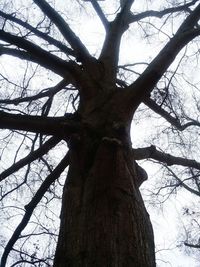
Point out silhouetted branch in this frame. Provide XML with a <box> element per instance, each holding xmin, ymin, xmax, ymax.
<box><xmin>0</xmin><ymin>30</ymin><xmax>78</xmax><ymax>77</ymax></box>
<box><xmin>0</xmin><ymin>152</ymin><xmax>69</xmax><ymax>267</ymax></box>
<box><xmin>0</xmin><ymin>10</ymin><xmax>75</xmax><ymax>56</ymax></box>
<box><xmin>133</xmin><ymin>145</ymin><xmax>200</xmax><ymax>170</ymax></box>
<box><xmin>0</xmin><ymin>46</ymin><xmax>34</xmax><ymax>61</ymax></box>
<box><xmin>184</xmin><ymin>242</ymin><xmax>200</xmax><ymax>248</ymax></box>
<box><xmin>10</xmin><ymin>259</ymin><xmax>49</xmax><ymax>267</ymax></box>
<box><xmin>99</xmin><ymin>0</ymin><xmax>135</xmax><ymax>83</ymax></box>
<box><xmin>128</xmin><ymin>0</ymin><xmax>199</xmax><ymax>23</ymax></box>
<box><xmin>0</xmin><ymin>137</ymin><xmax>60</xmax><ymax>182</ymax></box>
<box><xmin>165</xmin><ymin>166</ymin><xmax>200</xmax><ymax>197</ymax></box>
<box><xmin>89</xmin><ymin>0</ymin><xmax>109</xmax><ymax>30</ymax></box>
<box><xmin>126</xmin><ymin>3</ymin><xmax>200</xmax><ymax>106</ymax></box>
<box><xmin>144</xmin><ymin>98</ymin><xmax>200</xmax><ymax>131</ymax></box>
<box><xmin>33</xmin><ymin>0</ymin><xmax>92</xmax><ymax>63</ymax></box>
<box><xmin>0</xmin><ymin>79</ymin><xmax>71</xmax><ymax>105</ymax></box>
<box><xmin>0</xmin><ymin>111</ymin><xmax>80</xmax><ymax>136</ymax></box>
<box><xmin>119</xmin><ymin>0</ymin><xmax>135</xmax><ymax>15</ymax></box>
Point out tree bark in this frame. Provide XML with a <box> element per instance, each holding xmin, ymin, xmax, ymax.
<box><xmin>53</xmin><ymin>122</ymin><xmax>155</xmax><ymax>266</ymax></box>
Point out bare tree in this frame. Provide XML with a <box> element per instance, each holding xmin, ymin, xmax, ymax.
<box><xmin>1</xmin><ymin>0</ymin><xmax>200</xmax><ymax>266</ymax></box>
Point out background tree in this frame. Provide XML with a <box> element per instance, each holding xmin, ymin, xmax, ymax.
<box><xmin>1</xmin><ymin>0</ymin><xmax>200</xmax><ymax>266</ymax></box>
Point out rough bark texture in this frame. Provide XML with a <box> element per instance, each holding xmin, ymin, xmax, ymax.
<box><xmin>53</xmin><ymin>95</ymin><xmax>155</xmax><ymax>266</ymax></box>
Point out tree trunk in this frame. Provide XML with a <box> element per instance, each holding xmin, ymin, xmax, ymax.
<box><xmin>53</xmin><ymin>89</ymin><xmax>155</xmax><ymax>266</ymax></box>
<box><xmin>53</xmin><ymin>121</ymin><xmax>155</xmax><ymax>266</ymax></box>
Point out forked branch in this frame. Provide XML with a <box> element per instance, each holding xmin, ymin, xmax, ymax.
<box><xmin>144</xmin><ymin>98</ymin><xmax>200</xmax><ymax>131</ymax></box>
<box><xmin>0</xmin><ymin>30</ymin><xmax>78</xmax><ymax>78</ymax></box>
<box><xmin>126</xmin><ymin>3</ymin><xmax>200</xmax><ymax>106</ymax></box>
<box><xmin>128</xmin><ymin>0</ymin><xmax>199</xmax><ymax>23</ymax></box>
<box><xmin>165</xmin><ymin>166</ymin><xmax>200</xmax><ymax>197</ymax></box>
<box><xmin>0</xmin><ymin>79</ymin><xmax>71</xmax><ymax>105</ymax></box>
<box><xmin>0</xmin><ymin>10</ymin><xmax>75</xmax><ymax>57</ymax></box>
<box><xmin>98</xmin><ymin>0</ymin><xmax>135</xmax><ymax>83</ymax></box>
<box><xmin>33</xmin><ymin>0</ymin><xmax>93</xmax><ymax>64</ymax></box>
<box><xmin>0</xmin><ymin>137</ymin><xmax>60</xmax><ymax>182</ymax></box>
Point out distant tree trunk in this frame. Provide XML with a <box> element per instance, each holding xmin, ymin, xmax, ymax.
<box><xmin>53</xmin><ymin>92</ymin><xmax>156</xmax><ymax>267</ymax></box>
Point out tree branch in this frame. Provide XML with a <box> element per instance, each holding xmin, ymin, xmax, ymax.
<box><xmin>133</xmin><ymin>145</ymin><xmax>200</xmax><ymax>170</ymax></box>
<box><xmin>0</xmin><ymin>46</ymin><xmax>70</xmax><ymax>78</ymax></box>
<box><xmin>126</xmin><ymin>3</ymin><xmax>200</xmax><ymax>106</ymax></box>
<box><xmin>184</xmin><ymin>242</ymin><xmax>200</xmax><ymax>248</ymax></box>
<box><xmin>0</xmin><ymin>111</ymin><xmax>80</xmax><ymax>137</ymax></box>
<box><xmin>134</xmin><ymin>146</ymin><xmax>200</xmax><ymax>197</ymax></box>
<box><xmin>0</xmin><ymin>46</ymin><xmax>32</xmax><ymax>60</ymax></box>
<box><xmin>0</xmin><ymin>79</ymin><xmax>71</xmax><ymax>105</ymax></box>
<box><xmin>165</xmin><ymin>166</ymin><xmax>200</xmax><ymax>197</ymax></box>
<box><xmin>0</xmin><ymin>30</ymin><xmax>78</xmax><ymax>78</ymax></box>
<box><xmin>89</xmin><ymin>0</ymin><xmax>109</xmax><ymax>30</ymax></box>
<box><xmin>0</xmin><ymin>10</ymin><xmax>75</xmax><ymax>57</ymax></box>
<box><xmin>119</xmin><ymin>0</ymin><xmax>135</xmax><ymax>15</ymax></box>
<box><xmin>0</xmin><ymin>137</ymin><xmax>60</xmax><ymax>182</ymax></box>
<box><xmin>128</xmin><ymin>0</ymin><xmax>199</xmax><ymax>23</ymax></box>
<box><xmin>33</xmin><ymin>0</ymin><xmax>92</xmax><ymax>64</ymax></box>
<box><xmin>144</xmin><ymin>98</ymin><xmax>200</xmax><ymax>131</ymax></box>
<box><xmin>0</xmin><ymin>152</ymin><xmax>70</xmax><ymax>267</ymax></box>
<box><xmin>99</xmin><ymin>0</ymin><xmax>135</xmax><ymax>83</ymax></box>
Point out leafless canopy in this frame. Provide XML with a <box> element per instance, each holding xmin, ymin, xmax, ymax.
<box><xmin>1</xmin><ymin>0</ymin><xmax>200</xmax><ymax>266</ymax></box>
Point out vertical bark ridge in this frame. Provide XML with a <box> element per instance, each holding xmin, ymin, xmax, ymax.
<box><xmin>54</xmin><ymin>136</ymin><xmax>155</xmax><ymax>267</ymax></box>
